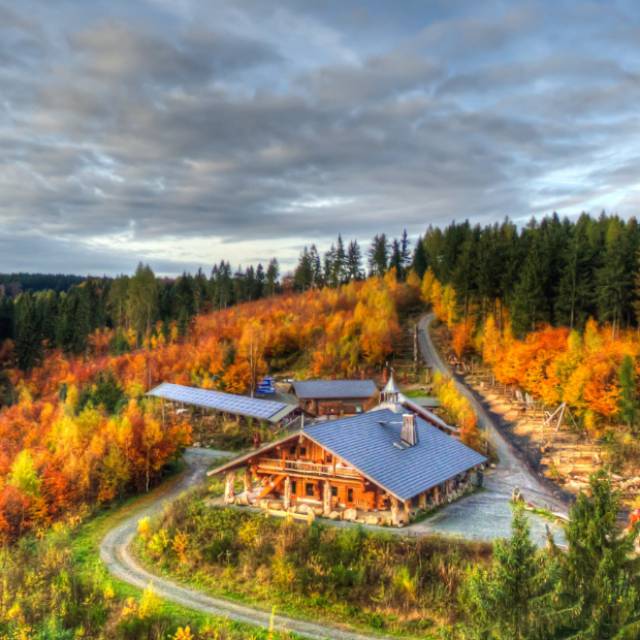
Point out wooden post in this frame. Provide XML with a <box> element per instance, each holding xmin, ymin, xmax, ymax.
<box><xmin>391</xmin><ymin>496</ymin><xmax>400</xmax><ymax>526</ymax></box>
<box><xmin>283</xmin><ymin>476</ymin><xmax>291</xmax><ymax>510</ymax></box>
<box><xmin>224</xmin><ymin>471</ymin><xmax>236</xmax><ymax>504</ymax></box>
<box><xmin>419</xmin><ymin>492</ymin><xmax>427</xmax><ymax>510</ymax></box>
<box><xmin>323</xmin><ymin>481</ymin><xmax>331</xmax><ymax>516</ymax></box>
<box><xmin>243</xmin><ymin>469</ymin><xmax>251</xmax><ymax>500</ymax></box>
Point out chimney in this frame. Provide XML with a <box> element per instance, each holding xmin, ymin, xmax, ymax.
<box><xmin>400</xmin><ymin>414</ymin><xmax>418</xmax><ymax>447</ymax></box>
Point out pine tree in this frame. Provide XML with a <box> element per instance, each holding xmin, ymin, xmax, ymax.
<box><xmin>293</xmin><ymin>247</ymin><xmax>313</xmax><ymax>291</ymax></box>
<box><xmin>309</xmin><ymin>245</ymin><xmax>322</xmax><ymax>287</ymax></box>
<box><xmin>619</xmin><ymin>354</ymin><xmax>639</xmax><ymax>433</ymax></box>
<box><xmin>346</xmin><ymin>240</ymin><xmax>363</xmax><ymax>281</ymax></box>
<box><xmin>557</xmin><ymin>471</ymin><xmax>640</xmax><ymax>639</ymax></box>
<box><xmin>412</xmin><ymin>235</ymin><xmax>428</xmax><ymax>279</ymax></box>
<box><xmin>389</xmin><ymin>238</ymin><xmax>402</xmax><ymax>278</ymax></box>
<box><xmin>463</xmin><ymin>504</ymin><xmax>545</xmax><ymax>639</ymax></box>
<box><xmin>368</xmin><ymin>234</ymin><xmax>388</xmax><ymax>276</ymax></box>
<box><xmin>597</xmin><ymin>218</ymin><xmax>633</xmax><ymax>336</ymax></box>
<box><xmin>265</xmin><ymin>258</ymin><xmax>279</xmax><ymax>295</ymax></box>
<box><xmin>511</xmin><ymin>229</ymin><xmax>550</xmax><ymax>335</ymax></box>
<box><xmin>334</xmin><ymin>234</ymin><xmax>347</xmax><ymax>284</ymax></box>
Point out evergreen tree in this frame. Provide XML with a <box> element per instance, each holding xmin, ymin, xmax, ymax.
<box><xmin>619</xmin><ymin>354</ymin><xmax>639</xmax><ymax>433</ymax></box>
<box><xmin>309</xmin><ymin>244</ymin><xmax>322</xmax><ymax>287</ymax></box>
<box><xmin>265</xmin><ymin>258</ymin><xmax>279</xmax><ymax>295</ymax></box>
<box><xmin>13</xmin><ymin>292</ymin><xmax>43</xmax><ymax>370</ymax></box>
<box><xmin>557</xmin><ymin>471</ymin><xmax>640</xmax><ymax>639</ymax></box>
<box><xmin>412</xmin><ymin>235</ymin><xmax>428</xmax><ymax>279</ymax></box>
<box><xmin>389</xmin><ymin>238</ymin><xmax>402</xmax><ymax>278</ymax></box>
<box><xmin>346</xmin><ymin>240</ymin><xmax>363</xmax><ymax>281</ymax></box>
<box><xmin>293</xmin><ymin>247</ymin><xmax>313</xmax><ymax>291</ymax></box>
<box><xmin>597</xmin><ymin>218</ymin><xmax>633</xmax><ymax>335</ymax></box>
<box><xmin>334</xmin><ymin>234</ymin><xmax>347</xmax><ymax>284</ymax></box>
<box><xmin>463</xmin><ymin>504</ymin><xmax>546</xmax><ymax>639</ymax></box>
<box><xmin>368</xmin><ymin>233</ymin><xmax>388</xmax><ymax>276</ymax></box>
<box><xmin>126</xmin><ymin>263</ymin><xmax>158</xmax><ymax>343</ymax></box>
<box><xmin>511</xmin><ymin>228</ymin><xmax>550</xmax><ymax>335</ymax></box>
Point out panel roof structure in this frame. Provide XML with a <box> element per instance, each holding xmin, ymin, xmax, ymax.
<box><xmin>292</xmin><ymin>379</ymin><xmax>378</xmax><ymax>400</ymax></box>
<box><xmin>147</xmin><ymin>382</ymin><xmax>296</xmax><ymax>423</ymax></box>
<box><xmin>303</xmin><ymin>409</ymin><xmax>486</xmax><ymax>500</ymax></box>
<box><xmin>210</xmin><ymin>408</ymin><xmax>486</xmax><ymax>501</ymax></box>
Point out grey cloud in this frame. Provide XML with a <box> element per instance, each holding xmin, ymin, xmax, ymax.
<box><xmin>1</xmin><ymin>0</ymin><xmax>640</xmax><ymax>274</ymax></box>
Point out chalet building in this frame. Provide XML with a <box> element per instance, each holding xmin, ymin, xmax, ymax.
<box><xmin>147</xmin><ymin>382</ymin><xmax>300</xmax><ymax>428</ymax></box>
<box><xmin>208</xmin><ymin>407</ymin><xmax>486</xmax><ymax>526</ymax></box>
<box><xmin>291</xmin><ymin>379</ymin><xmax>379</xmax><ymax>417</ymax></box>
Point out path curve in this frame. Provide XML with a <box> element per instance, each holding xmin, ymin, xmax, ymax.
<box><xmin>418</xmin><ymin>313</ymin><xmax>568</xmax><ymax>515</ymax></box>
<box><xmin>100</xmin><ymin>447</ymin><xmax>394</xmax><ymax>640</ymax></box>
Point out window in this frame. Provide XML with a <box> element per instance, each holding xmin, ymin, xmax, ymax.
<box><xmin>305</xmin><ymin>483</ymin><xmax>315</xmax><ymax>497</ymax></box>
<box><xmin>291</xmin><ymin>480</ymin><xmax>297</xmax><ymax>495</ymax></box>
<box><xmin>331</xmin><ymin>486</ymin><xmax>338</xmax><ymax>497</ymax></box>
<box><xmin>300</xmin><ymin>447</ymin><xmax>307</xmax><ymax>456</ymax></box>
<box><xmin>347</xmin><ymin>488</ymin><xmax>354</xmax><ymax>503</ymax></box>
<box><xmin>289</xmin><ymin>446</ymin><xmax>296</xmax><ymax>455</ymax></box>
<box><xmin>326</xmin><ymin>454</ymin><xmax>332</xmax><ymax>462</ymax></box>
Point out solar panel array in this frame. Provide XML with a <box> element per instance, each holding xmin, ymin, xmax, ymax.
<box><xmin>147</xmin><ymin>382</ymin><xmax>289</xmax><ymax>421</ymax></box>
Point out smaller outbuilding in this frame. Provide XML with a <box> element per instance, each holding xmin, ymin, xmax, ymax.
<box><xmin>147</xmin><ymin>382</ymin><xmax>300</xmax><ymax>427</ymax></box>
<box><xmin>291</xmin><ymin>379</ymin><xmax>379</xmax><ymax>417</ymax></box>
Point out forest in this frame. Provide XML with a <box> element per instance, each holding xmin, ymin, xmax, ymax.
<box><xmin>0</xmin><ymin>274</ymin><xmax>406</xmax><ymax>541</ymax></box>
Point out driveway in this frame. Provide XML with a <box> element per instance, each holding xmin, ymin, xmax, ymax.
<box><xmin>410</xmin><ymin>314</ymin><xmax>569</xmax><ymax>545</ymax></box>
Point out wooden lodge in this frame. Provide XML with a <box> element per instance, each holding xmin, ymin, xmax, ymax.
<box><xmin>291</xmin><ymin>379</ymin><xmax>379</xmax><ymax>417</ymax></box>
<box><xmin>209</xmin><ymin>407</ymin><xmax>486</xmax><ymax>527</ymax></box>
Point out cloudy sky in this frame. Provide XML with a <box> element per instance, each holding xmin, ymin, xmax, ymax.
<box><xmin>1</xmin><ymin>0</ymin><xmax>640</xmax><ymax>275</ymax></box>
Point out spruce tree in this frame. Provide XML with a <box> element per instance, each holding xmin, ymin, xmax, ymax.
<box><xmin>412</xmin><ymin>235</ymin><xmax>428</xmax><ymax>279</ymax></box>
<box><xmin>368</xmin><ymin>233</ymin><xmax>388</xmax><ymax>276</ymax></box>
<box><xmin>558</xmin><ymin>471</ymin><xmax>640</xmax><ymax>639</ymax></box>
<box><xmin>346</xmin><ymin>240</ymin><xmax>363</xmax><ymax>281</ymax></box>
<box><xmin>265</xmin><ymin>258</ymin><xmax>279</xmax><ymax>295</ymax></box>
<box><xmin>463</xmin><ymin>504</ymin><xmax>545</xmax><ymax>639</ymax></box>
<box><xmin>619</xmin><ymin>354</ymin><xmax>639</xmax><ymax>433</ymax></box>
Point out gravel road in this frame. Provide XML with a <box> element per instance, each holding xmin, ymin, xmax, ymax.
<box><xmin>413</xmin><ymin>313</ymin><xmax>569</xmax><ymax>543</ymax></box>
<box><xmin>100</xmin><ymin>447</ymin><xmax>396</xmax><ymax>640</ymax></box>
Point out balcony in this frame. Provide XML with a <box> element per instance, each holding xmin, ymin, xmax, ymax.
<box><xmin>256</xmin><ymin>457</ymin><xmax>360</xmax><ymax>479</ymax></box>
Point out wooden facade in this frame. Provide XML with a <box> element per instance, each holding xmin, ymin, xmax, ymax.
<box><xmin>215</xmin><ymin>431</ymin><xmax>479</xmax><ymax>527</ymax></box>
<box><xmin>299</xmin><ymin>395</ymin><xmax>379</xmax><ymax>418</ymax></box>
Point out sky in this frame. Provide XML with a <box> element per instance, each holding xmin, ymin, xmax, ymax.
<box><xmin>1</xmin><ymin>0</ymin><xmax>640</xmax><ymax>276</ymax></box>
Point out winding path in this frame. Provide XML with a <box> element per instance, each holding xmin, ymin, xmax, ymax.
<box><xmin>418</xmin><ymin>313</ymin><xmax>568</xmax><ymax>515</ymax></box>
<box><xmin>100</xmin><ymin>447</ymin><xmax>395</xmax><ymax>640</ymax></box>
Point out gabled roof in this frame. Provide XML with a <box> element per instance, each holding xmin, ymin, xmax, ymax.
<box><xmin>209</xmin><ymin>409</ymin><xmax>486</xmax><ymax>501</ymax></box>
<box><xmin>292</xmin><ymin>379</ymin><xmax>378</xmax><ymax>400</ymax></box>
<box><xmin>303</xmin><ymin>409</ymin><xmax>485</xmax><ymax>500</ymax></box>
<box><xmin>147</xmin><ymin>382</ymin><xmax>297</xmax><ymax>423</ymax></box>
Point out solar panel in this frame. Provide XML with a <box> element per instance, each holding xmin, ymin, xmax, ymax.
<box><xmin>147</xmin><ymin>383</ymin><xmax>289</xmax><ymax>421</ymax></box>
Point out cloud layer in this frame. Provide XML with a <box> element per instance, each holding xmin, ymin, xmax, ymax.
<box><xmin>1</xmin><ymin>0</ymin><xmax>639</xmax><ymax>275</ymax></box>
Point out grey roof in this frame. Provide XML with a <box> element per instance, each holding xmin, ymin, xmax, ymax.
<box><xmin>147</xmin><ymin>382</ymin><xmax>296</xmax><ymax>423</ymax></box>
<box><xmin>304</xmin><ymin>409</ymin><xmax>486</xmax><ymax>500</ymax></box>
<box><xmin>292</xmin><ymin>379</ymin><xmax>378</xmax><ymax>400</ymax></box>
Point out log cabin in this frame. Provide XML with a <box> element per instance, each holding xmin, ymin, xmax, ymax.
<box><xmin>291</xmin><ymin>379</ymin><xmax>379</xmax><ymax>417</ymax></box>
<box><xmin>208</xmin><ymin>407</ymin><xmax>486</xmax><ymax>526</ymax></box>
